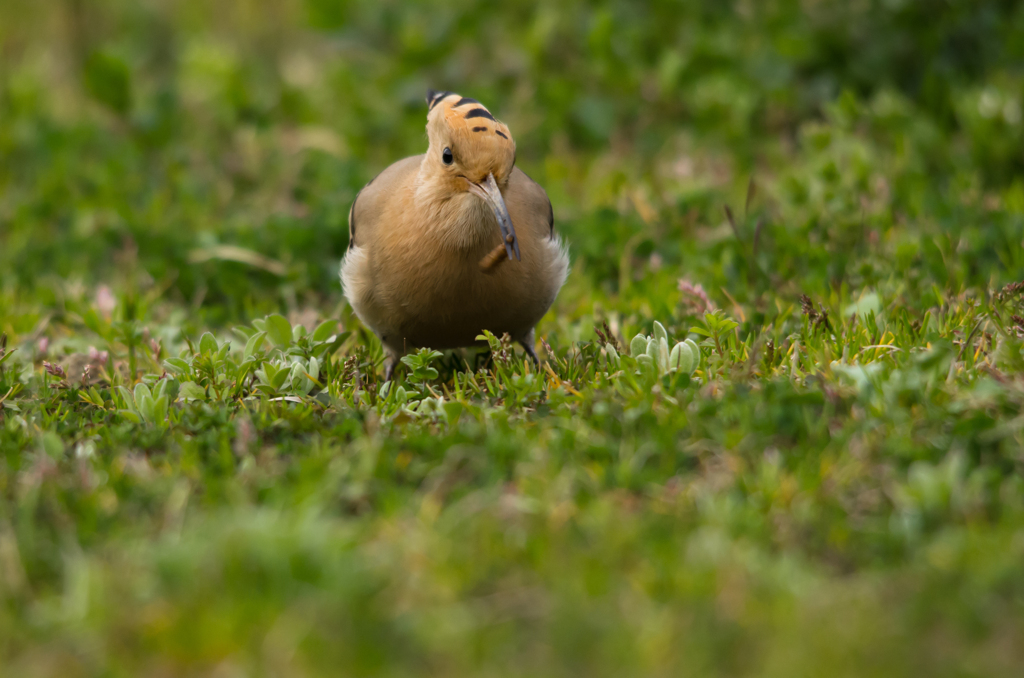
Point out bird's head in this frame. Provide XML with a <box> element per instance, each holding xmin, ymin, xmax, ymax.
<box><xmin>422</xmin><ymin>89</ymin><xmax>520</xmax><ymax>260</ymax></box>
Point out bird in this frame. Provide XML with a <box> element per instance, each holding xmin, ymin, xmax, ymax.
<box><xmin>340</xmin><ymin>90</ymin><xmax>569</xmax><ymax>381</ymax></box>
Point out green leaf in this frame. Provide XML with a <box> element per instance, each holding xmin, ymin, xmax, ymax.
<box><xmin>314</xmin><ymin>331</ymin><xmax>352</xmax><ymax>358</ymax></box>
<box><xmin>164</xmin><ymin>357</ymin><xmax>191</xmax><ymax>374</ymax></box>
<box><xmin>244</xmin><ymin>331</ymin><xmax>268</xmax><ymax>360</ymax></box>
<box><xmin>153</xmin><ymin>395</ymin><xmax>169</xmax><ymax>423</ymax></box>
<box><xmin>476</xmin><ymin>331</ymin><xmax>502</xmax><ymax>353</ymax></box>
<box><xmin>199</xmin><ymin>332</ymin><xmax>218</xmax><ymax>356</ymax></box>
<box><xmin>118</xmin><ymin>409</ymin><xmax>142</xmax><ymax>424</ymax></box>
<box><xmin>312</xmin><ymin>320</ymin><xmax>337</xmax><ymax>343</ymax></box>
<box><xmin>636</xmin><ymin>354</ymin><xmax>656</xmax><ymax>376</ymax></box>
<box><xmin>653</xmin><ymin>321</ymin><xmax>669</xmax><ymax>343</ymax></box>
<box><xmin>288</xmin><ymin>362</ymin><xmax>307</xmax><ymax>392</ymax></box>
<box><xmin>134</xmin><ymin>383</ymin><xmax>152</xmax><ymax>404</ymax></box>
<box><xmin>115</xmin><ymin>386</ymin><xmax>137</xmax><ymax>413</ymax></box>
<box><xmin>266</xmin><ymin>314</ymin><xmax>293</xmax><ymax>347</ymax></box>
<box><xmin>402</xmin><ymin>348</ymin><xmax>443</xmax><ymax>384</ymax></box>
<box><xmin>138</xmin><ymin>394</ymin><xmax>157</xmax><ymax>424</ymax></box>
<box><xmin>216</xmin><ymin>342</ymin><xmax>231</xmax><ymax>360</ymax></box>
<box><xmin>657</xmin><ymin>337</ymin><xmax>669</xmax><ymax>373</ymax></box>
<box><xmin>605</xmin><ymin>343</ymin><xmax>620</xmax><ymax>368</ymax></box>
<box><xmin>87</xmin><ymin>387</ymin><xmax>106</xmax><ymax>407</ymax></box>
<box><xmin>669</xmin><ymin>342</ymin><xmax>691</xmax><ymax>374</ymax></box>
<box><xmin>154</xmin><ymin>378</ymin><xmax>179</xmax><ymax>403</ymax></box>
<box><xmin>272</xmin><ymin>364</ymin><xmax>291</xmax><ymax>390</ymax></box>
<box><xmin>256</xmin><ymin>362</ymin><xmax>280</xmax><ymax>386</ymax></box>
<box><xmin>232</xmin><ymin>326</ymin><xmax>258</xmax><ymax>341</ymax></box>
<box><xmin>684</xmin><ymin>339</ymin><xmax>701</xmax><ymax>374</ymax></box>
<box><xmin>630</xmin><ymin>334</ymin><xmax>647</xmax><ymax>357</ymax></box>
<box><xmin>178</xmin><ymin>381</ymin><xmax>206</xmax><ymax>401</ymax></box>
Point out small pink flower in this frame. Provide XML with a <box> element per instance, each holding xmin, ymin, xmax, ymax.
<box><xmin>37</xmin><ymin>337</ymin><xmax>49</xmax><ymax>355</ymax></box>
<box><xmin>678</xmin><ymin>279</ymin><xmax>714</xmax><ymax>315</ymax></box>
<box><xmin>95</xmin><ymin>285</ymin><xmax>116</xmax><ymax>318</ymax></box>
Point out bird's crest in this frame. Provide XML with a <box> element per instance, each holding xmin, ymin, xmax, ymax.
<box><xmin>425</xmin><ymin>89</ymin><xmax>512</xmax><ymax>144</ymax></box>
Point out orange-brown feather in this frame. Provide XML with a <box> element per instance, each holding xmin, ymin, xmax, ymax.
<box><xmin>340</xmin><ymin>92</ymin><xmax>568</xmax><ymax>364</ymax></box>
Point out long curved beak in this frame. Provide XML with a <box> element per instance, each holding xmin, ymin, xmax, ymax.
<box><xmin>466</xmin><ymin>173</ymin><xmax>520</xmax><ymax>261</ymax></box>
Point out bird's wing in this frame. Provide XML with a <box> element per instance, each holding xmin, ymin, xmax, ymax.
<box><xmin>507</xmin><ymin>167</ymin><xmax>555</xmax><ymax>241</ymax></box>
<box><xmin>348</xmin><ymin>154</ymin><xmax>424</xmax><ymax>249</ymax></box>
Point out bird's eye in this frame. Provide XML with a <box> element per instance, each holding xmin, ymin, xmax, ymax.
<box><xmin>442</xmin><ymin>147</ymin><xmax>453</xmax><ymax>165</ymax></box>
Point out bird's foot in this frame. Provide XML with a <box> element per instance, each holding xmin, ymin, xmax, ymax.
<box><xmin>383</xmin><ymin>353</ymin><xmax>400</xmax><ymax>382</ymax></box>
<box><xmin>518</xmin><ymin>330</ymin><xmax>540</xmax><ymax>368</ymax></box>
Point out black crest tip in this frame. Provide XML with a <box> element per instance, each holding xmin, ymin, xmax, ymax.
<box><xmin>426</xmin><ymin>89</ymin><xmax>452</xmax><ymax>110</ymax></box>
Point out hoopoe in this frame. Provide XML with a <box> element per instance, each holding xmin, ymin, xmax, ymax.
<box><xmin>341</xmin><ymin>90</ymin><xmax>569</xmax><ymax>380</ymax></box>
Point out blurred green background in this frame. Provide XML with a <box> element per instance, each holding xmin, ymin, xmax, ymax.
<box><xmin>3</xmin><ymin>0</ymin><xmax>1023</xmax><ymax>322</ymax></box>
<box><xmin>3</xmin><ymin>2</ymin><xmax>1024</xmax><ymax>676</ymax></box>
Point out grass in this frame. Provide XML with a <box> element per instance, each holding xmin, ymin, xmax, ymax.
<box><xmin>3</xmin><ymin>1</ymin><xmax>1024</xmax><ymax>676</ymax></box>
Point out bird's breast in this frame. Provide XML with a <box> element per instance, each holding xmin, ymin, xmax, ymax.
<box><xmin>372</xmin><ymin>231</ymin><xmax>546</xmax><ymax>349</ymax></box>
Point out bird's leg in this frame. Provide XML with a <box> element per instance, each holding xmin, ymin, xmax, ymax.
<box><xmin>383</xmin><ymin>350</ymin><xmax>400</xmax><ymax>382</ymax></box>
<box><xmin>518</xmin><ymin>329</ymin><xmax>540</xmax><ymax>368</ymax></box>
<box><xmin>521</xmin><ymin>342</ymin><xmax>540</xmax><ymax>368</ymax></box>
